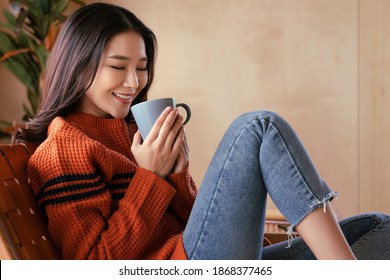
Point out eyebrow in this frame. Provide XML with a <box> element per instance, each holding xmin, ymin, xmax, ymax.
<box><xmin>106</xmin><ymin>55</ymin><xmax>148</xmax><ymax>61</ymax></box>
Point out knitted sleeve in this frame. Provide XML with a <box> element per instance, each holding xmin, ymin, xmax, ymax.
<box><xmin>28</xmin><ymin>137</ymin><xmax>177</xmax><ymax>259</ymax></box>
<box><xmin>166</xmin><ymin>168</ymin><xmax>198</xmax><ymax>224</ymax></box>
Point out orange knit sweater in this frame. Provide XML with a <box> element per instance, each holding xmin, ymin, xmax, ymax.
<box><xmin>28</xmin><ymin>112</ymin><xmax>198</xmax><ymax>259</ymax></box>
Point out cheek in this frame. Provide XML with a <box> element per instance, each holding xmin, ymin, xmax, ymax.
<box><xmin>94</xmin><ymin>68</ymin><xmax>123</xmax><ymax>89</ymax></box>
<box><xmin>138</xmin><ymin>72</ymin><xmax>148</xmax><ymax>89</ymax></box>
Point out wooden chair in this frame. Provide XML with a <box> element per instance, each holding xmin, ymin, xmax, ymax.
<box><xmin>0</xmin><ymin>143</ymin><xmax>60</xmax><ymax>259</ymax></box>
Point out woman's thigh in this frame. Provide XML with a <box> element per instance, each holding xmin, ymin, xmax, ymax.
<box><xmin>183</xmin><ymin>113</ymin><xmax>269</xmax><ymax>259</ymax></box>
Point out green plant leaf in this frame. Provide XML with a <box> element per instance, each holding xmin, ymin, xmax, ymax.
<box><xmin>0</xmin><ymin>22</ymin><xmax>17</xmax><ymax>31</ymax></box>
<box><xmin>15</xmin><ymin>29</ymin><xmax>30</xmax><ymax>48</ymax></box>
<box><xmin>25</xmin><ymin>1</ymin><xmax>41</xmax><ymax>35</ymax></box>
<box><xmin>1</xmin><ymin>58</ymin><xmax>36</xmax><ymax>93</ymax></box>
<box><xmin>3</xmin><ymin>9</ymin><xmax>16</xmax><ymax>26</ymax></box>
<box><xmin>15</xmin><ymin>7</ymin><xmax>29</xmax><ymax>35</ymax></box>
<box><xmin>70</xmin><ymin>0</ymin><xmax>86</xmax><ymax>6</ymax></box>
<box><xmin>31</xmin><ymin>42</ymin><xmax>48</xmax><ymax>71</ymax></box>
<box><xmin>0</xmin><ymin>48</ymin><xmax>31</xmax><ymax>63</ymax></box>
<box><xmin>27</xmin><ymin>6</ymin><xmax>52</xmax><ymax>40</ymax></box>
<box><xmin>53</xmin><ymin>0</ymin><xmax>69</xmax><ymax>15</ymax></box>
<box><xmin>0</xmin><ymin>32</ymin><xmax>40</xmax><ymax>78</ymax></box>
<box><xmin>29</xmin><ymin>0</ymin><xmax>50</xmax><ymax>15</ymax></box>
<box><xmin>0</xmin><ymin>32</ymin><xmax>16</xmax><ymax>53</ymax></box>
<box><xmin>0</xmin><ymin>0</ymin><xmax>85</xmax><ymax>126</ymax></box>
<box><xmin>18</xmin><ymin>52</ymin><xmax>41</xmax><ymax>85</ymax></box>
<box><xmin>40</xmin><ymin>15</ymin><xmax>51</xmax><ymax>39</ymax></box>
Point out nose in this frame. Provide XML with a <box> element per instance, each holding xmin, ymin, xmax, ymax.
<box><xmin>123</xmin><ymin>69</ymin><xmax>139</xmax><ymax>89</ymax></box>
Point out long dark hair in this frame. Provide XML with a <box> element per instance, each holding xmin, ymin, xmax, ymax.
<box><xmin>12</xmin><ymin>3</ymin><xmax>157</xmax><ymax>143</ymax></box>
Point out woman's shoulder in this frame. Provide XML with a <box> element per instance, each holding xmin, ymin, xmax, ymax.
<box><xmin>33</xmin><ymin>116</ymin><xmax>105</xmax><ymax>160</ymax></box>
<box><xmin>48</xmin><ymin>115</ymin><xmax>91</xmax><ymax>140</ymax></box>
<box><xmin>28</xmin><ymin>117</ymin><xmax>109</xmax><ymax>183</ymax></box>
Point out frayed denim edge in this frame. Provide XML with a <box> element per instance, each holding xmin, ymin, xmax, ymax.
<box><xmin>285</xmin><ymin>191</ymin><xmax>339</xmax><ymax>248</ymax></box>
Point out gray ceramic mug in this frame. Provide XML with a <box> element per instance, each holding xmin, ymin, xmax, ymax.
<box><xmin>131</xmin><ymin>98</ymin><xmax>191</xmax><ymax>139</ymax></box>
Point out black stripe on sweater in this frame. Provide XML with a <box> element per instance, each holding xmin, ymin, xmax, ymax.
<box><xmin>36</xmin><ymin>173</ymin><xmax>102</xmax><ymax>202</ymax></box>
<box><xmin>44</xmin><ymin>173</ymin><xmax>100</xmax><ymax>188</ymax></box>
<box><xmin>40</xmin><ymin>186</ymin><xmax>108</xmax><ymax>206</ymax></box>
<box><xmin>37</xmin><ymin>172</ymin><xmax>134</xmax><ymax>206</ymax></box>
<box><xmin>112</xmin><ymin>173</ymin><xmax>134</xmax><ymax>181</ymax></box>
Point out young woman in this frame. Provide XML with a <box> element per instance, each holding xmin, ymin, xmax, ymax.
<box><xmin>12</xmin><ymin>2</ymin><xmax>389</xmax><ymax>260</ymax></box>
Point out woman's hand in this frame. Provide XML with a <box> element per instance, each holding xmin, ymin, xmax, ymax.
<box><xmin>131</xmin><ymin>107</ymin><xmax>185</xmax><ymax>178</ymax></box>
<box><xmin>171</xmin><ymin>132</ymin><xmax>189</xmax><ymax>174</ymax></box>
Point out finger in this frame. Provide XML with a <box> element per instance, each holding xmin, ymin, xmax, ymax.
<box><xmin>177</xmin><ymin>133</ymin><xmax>188</xmax><ymax>161</ymax></box>
<box><xmin>183</xmin><ymin>131</ymin><xmax>189</xmax><ymax>154</ymax></box>
<box><xmin>145</xmin><ymin>107</ymin><xmax>173</xmax><ymax>142</ymax></box>
<box><xmin>131</xmin><ymin>130</ymin><xmax>142</xmax><ymax>154</ymax></box>
<box><xmin>155</xmin><ymin>110</ymin><xmax>181</xmax><ymax>142</ymax></box>
<box><xmin>171</xmin><ymin>125</ymin><xmax>185</xmax><ymax>155</ymax></box>
<box><xmin>164</xmin><ymin>114</ymin><xmax>185</xmax><ymax>148</ymax></box>
<box><xmin>180</xmin><ymin>143</ymin><xmax>188</xmax><ymax>163</ymax></box>
<box><xmin>132</xmin><ymin>130</ymin><xmax>142</xmax><ymax>146</ymax></box>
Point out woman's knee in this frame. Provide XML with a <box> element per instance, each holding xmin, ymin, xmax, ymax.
<box><xmin>234</xmin><ymin>110</ymin><xmax>281</xmax><ymax>123</ymax></box>
<box><xmin>231</xmin><ymin>110</ymin><xmax>287</xmax><ymax>130</ymax></box>
<box><xmin>230</xmin><ymin>110</ymin><xmax>294</xmax><ymax>139</ymax></box>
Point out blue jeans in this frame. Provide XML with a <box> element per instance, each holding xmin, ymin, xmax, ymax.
<box><xmin>182</xmin><ymin>111</ymin><xmax>389</xmax><ymax>259</ymax></box>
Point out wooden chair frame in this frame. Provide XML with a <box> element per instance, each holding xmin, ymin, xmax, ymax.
<box><xmin>0</xmin><ymin>143</ymin><xmax>60</xmax><ymax>259</ymax></box>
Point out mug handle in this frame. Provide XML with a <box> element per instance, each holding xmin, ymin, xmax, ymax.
<box><xmin>177</xmin><ymin>103</ymin><xmax>191</xmax><ymax>125</ymax></box>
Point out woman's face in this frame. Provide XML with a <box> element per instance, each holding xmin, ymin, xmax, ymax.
<box><xmin>79</xmin><ymin>31</ymin><xmax>148</xmax><ymax>119</ymax></box>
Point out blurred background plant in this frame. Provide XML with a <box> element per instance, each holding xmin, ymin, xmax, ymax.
<box><xmin>0</xmin><ymin>0</ymin><xmax>84</xmax><ymax>139</ymax></box>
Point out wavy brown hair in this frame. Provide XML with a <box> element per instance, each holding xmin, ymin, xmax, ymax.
<box><xmin>12</xmin><ymin>3</ymin><xmax>157</xmax><ymax>143</ymax></box>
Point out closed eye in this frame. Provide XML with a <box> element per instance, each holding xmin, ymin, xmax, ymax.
<box><xmin>110</xmin><ymin>65</ymin><xmax>125</xmax><ymax>70</ymax></box>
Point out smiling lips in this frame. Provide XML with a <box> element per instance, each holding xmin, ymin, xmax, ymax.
<box><xmin>113</xmin><ymin>92</ymin><xmax>134</xmax><ymax>103</ymax></box>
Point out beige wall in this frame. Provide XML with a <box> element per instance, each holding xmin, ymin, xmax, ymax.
<box><xmin>359</xmin><ymin>0</ymin><xmax>390</xmax><ymax>213</ymax></box>
<box><xmin>0</xmin><ymin>0</ymin><xmax>389</xmax><ymax>218</ymax></box>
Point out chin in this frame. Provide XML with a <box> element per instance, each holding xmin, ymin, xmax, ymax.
<box><xmin>110</xmin><ymin>111</ymin><xmax>129</xmax><ymax>119</ymax></box>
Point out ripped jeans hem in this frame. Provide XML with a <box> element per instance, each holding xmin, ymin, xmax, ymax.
<box><xmin>285</xmin><ymin>191</ymin><xmax>339</xmax><ymax>248</ymax></box>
